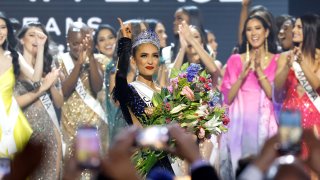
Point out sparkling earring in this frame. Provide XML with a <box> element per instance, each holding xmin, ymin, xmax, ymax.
<box><xmin>246</xmin><ymin>41</ymin><xmax>250</xmax><ymax>62</ymax></box>
<box><xmin>265</xmin><ymin>38</ymin><xmax>269</xmax><ymax>61</ymax></box>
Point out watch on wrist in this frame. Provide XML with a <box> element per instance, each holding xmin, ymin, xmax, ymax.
<box><xmin>33</xmin><ymin>81</ymin><xmax>42</xmax><ymax>89</ymax></box>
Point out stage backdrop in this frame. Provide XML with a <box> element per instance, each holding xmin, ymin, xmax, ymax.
<box><xmin>0</xmin><ymin>0</ymin><xmax>288</xmax><ymax>63</ymax></box>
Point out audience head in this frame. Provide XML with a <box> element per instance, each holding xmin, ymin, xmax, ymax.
<box><xmin>239</xmin><ymin>15</ymin><xmax>278</xmax><ymax>54</ymax></box>
<box><xmin>94</xmin><ymin>24</ymin><xmax>116</xmax><ymax>59</ymax></box>
<box><xmin>17</xmin><ymin>21</ymin><xmax>52</xmax><ymax>73</ymax></box>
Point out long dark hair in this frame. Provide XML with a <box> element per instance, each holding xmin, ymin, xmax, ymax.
<box><xmin>145</xmin><ymin>19</ymin><xmax>159</xmax><ymax>32</ymax></box>
<box><xmin>299</xmin><ymin>14</ymin><xmax>320</xmax><ymax>61</ymax></box>
<box><xmin>0</xmin><ymin>12</ymin><xmax>20</xmax><ymax>76</ymax></box>
<box><xmin>17</xmin><ymin>22</ymin><xmax>52</xmax><ymax>74</ymax></box>
<box><xmin>239</xmin><ymin>15</ymin><xmax>278</xmax><ymax>54</ymax></box>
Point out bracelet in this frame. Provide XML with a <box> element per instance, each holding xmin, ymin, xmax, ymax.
<box><xmin>258</xmin><ymin>75</ymin><xmax>267</xmax><ymax>81</ymax></box>
<box><xmin>33</xmin><ymin>81</ymin><xmax>42</xmax><ymax>89</ymax></box>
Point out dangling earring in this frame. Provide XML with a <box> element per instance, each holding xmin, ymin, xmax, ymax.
<box><xmin>265</xmin><ymin>38</ymin><xmax>269</xmax><ymax>61</ymax></box>
<box><xmin>246</xmin><ymin>41</ymin><xmax>250</xmax><ymax>62</ymax></box>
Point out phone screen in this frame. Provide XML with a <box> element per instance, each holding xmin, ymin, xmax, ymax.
<box><xmin>135</xmin><ymin>126</ymin><xmax>169</xmax><ymax>150</ymax></box>
<box><xmin>76</xmin><ymin>126</ymin><xmax>101</xmax><ymax>169</ymax></box>
<box><xmin>0</xmin><ymin>158</ymin><xmax>10</xmax><ymax>179</ymax></box>
<box><xmin>279</xmin><ymin>110</ymin><xmax>302</xmax><ymax>155</ymax></box>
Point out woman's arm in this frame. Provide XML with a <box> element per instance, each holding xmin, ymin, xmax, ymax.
<box><xmin>274</xmin><ymin>52</ymin><xmax>292</xmax><ymax>102</ymax></box>
<box><xmin>61</xmin><ymin>46</ymin><xmax>85</xmax><ymax>99</ymax></box>
<box><xmin>172</xmin><ymin>29</ymin><xmax>187</xmax><ymax>70</ymax></box>
<box><xmin>225</xmin><ymin>56</ymin><xmax>252</xmax><ymax>105</ymax></box>
<box><xmin>49</xmin><ymin>68</ymin><xmax>64</xmax><ymax>108</ymax></box>
<box><xmin>238</xmin><ymin>0</ymin><xmax>251</xmax><ymax>45</ymax></box>
<box><xmin>299</xmin><ymin>56</ymin><xmax>320</xmax><ymax>92</ymax></box>
<box><xmin>16</xmin><ymin>72</ymin><xmax>57</xmax><ymax>108</ymax></box>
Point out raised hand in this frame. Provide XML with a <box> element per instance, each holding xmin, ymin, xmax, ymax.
<box><xmin>178</xmin><ymin>21</ymin><xmax>193</xmax><ymax>44</ymax></box>
<box><xmin>35</xmin><ymin>30</ymin><xmax>47</xmax><ymax>47</ymax></box>
<box><xmin>242</xmin><ymin>0</ymin><xmax>252</xmax><ymax>7</ymax></box>
<box><xmin>118</xmin><ymin>18</ymin><xmax>132</xmax><ymax>39</ymax></box>
<box><xmin>240</xmin><ymin>57</ymin><xmax>253</xmax><ymax>80</ymax></box>
<box><xmin>77</xmin><ymin>43</ymin><xmax>86</xmax><ymax>66</ymax></box>
<box><xmin>178</xmin><ymin>28</ymin><xmax>188</xmax><ymax>50</ymax></box>
<box><xmin>253</xmin><ymin>49</ymin><xmax>261</xmax><ymax>70</ymax></box>
<box><xmin>83</xmin><ymin>29</ymin><xmax>94</xmax><ymax>55</ymax></box>
<box><xmin>40</xmin><ymin>72</ymin><xmax>58</xmax><ymax>92</ymax></box>
<box><xmin>50</xmin><ymin>67</ymin><xmax>61</xmax><ymax>85</ymax></box>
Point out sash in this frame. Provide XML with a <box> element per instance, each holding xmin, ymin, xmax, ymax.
<box><xmin>0</xmin><ymin>97</ymin><xmax>19</xmax><ymax>156</ymax></box>
<box><xmin>39</xmin><ymin>93</ymin><xmax>61</xmax><ymax>132</ymax></box>
<box><xmin>292</xmin><ymin>61</ymin><xmax>320</xmax><ymax>112</ymax></box>
<box><xmin>130</xmin><ymin>81</ymin><xmax>154</xmax><ymax>107</ymax></box>
<box><xmin>162</xmin><ymin>45</ymin><xmax>173</xmax><ymax>65</ymax></box>
<box><xmin>60</xmin><ymin>53</ymin><xmax>107</xmax><ymax>124</ymax></box>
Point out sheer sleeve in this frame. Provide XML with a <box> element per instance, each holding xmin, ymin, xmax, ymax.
<box><xmin>113</xmin><ymin>37</ymin><xmax>134</xmax><ymax>125</ymax></box>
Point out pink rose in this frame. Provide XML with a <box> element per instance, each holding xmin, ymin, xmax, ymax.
<box><xmin>167</xmin><ymin>85</ymin><xmax>173</xmax><ymax>93</ymax></box>
<box><xmin>180</xmin><ymin>86</ymin><xmax>195</xmax><ymax>101</ymax></box>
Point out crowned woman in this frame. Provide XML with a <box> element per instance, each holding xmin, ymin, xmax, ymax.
<box><xmin>113</xmin><ymin>18</ymin><xmax>174</xmax><ymax>175</ymax></box>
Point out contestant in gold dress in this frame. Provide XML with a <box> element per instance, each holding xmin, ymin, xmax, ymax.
<box><xmin>58</xmin><ymin>22</ymin><xmax>108</xmax><ymax>178</ymax></box>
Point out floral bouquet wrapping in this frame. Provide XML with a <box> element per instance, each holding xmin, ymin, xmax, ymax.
<box><xmin>144</xmin><ymin>63</ymin><xmax>229</xmax><ymax>137</ymax></box>
<box><xmin>136</xmin><ymin>63</ymin><xmax>229</xmax><ymax>175</ymax></box>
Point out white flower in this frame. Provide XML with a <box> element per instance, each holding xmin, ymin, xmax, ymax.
<box><xmin>170</xmin><ymin>104</ymin><xmax>188</xmax><ymax>114</ymax></box>
<box><xmin>180</xmin><ymin>121</ymin><xmax>198</xmax><ymax>127</ymax></box>
<box><xmin>204</xmin><ymin>115</ymin><xmax>222</xmax><ymax>131</ymax></box>
<box><xmin>195</xmin><ymin>104</ymin><xmax>209</xmax><ymax>117</ymax></box>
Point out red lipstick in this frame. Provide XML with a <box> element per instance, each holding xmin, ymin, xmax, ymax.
<box><xmin>146</xmin><ymin>66</ymin><xmax>154</xmax><ymax>70</ymax></box>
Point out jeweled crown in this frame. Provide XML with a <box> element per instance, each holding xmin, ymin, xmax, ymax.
<box><xmin>132</xmin><ymin>30</ymin><xmax>160</xmax><ymax>50</ymax></box>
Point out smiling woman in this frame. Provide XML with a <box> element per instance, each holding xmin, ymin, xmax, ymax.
<box><xmin>113</xmin><ymin>18</ymin><xmax>174</xmax><ymax>175</ymax></box>
<box><xmin>220</xmin><ymin>15</ymin><xmax>279</xmax><ymax>177</ymax></box>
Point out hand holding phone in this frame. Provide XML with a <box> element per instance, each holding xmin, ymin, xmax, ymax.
<box><xmin>76</xmin><ymin>126</ymin><xmax>101</xmax><ymax>169</ymax></box>
<box><xmin>135</xmin><ymin>126</ymin><xmax>169</xmax><ymax>150</ymax></box>
<box><xmin>278</xmin><ymin>110</ymin><xmax>302</xmax><ymax>155</ymax></box>
<box><xmin>0</xmin><ymin>158</ymin><xmax>10</xmax><ymax>179</ymax></box>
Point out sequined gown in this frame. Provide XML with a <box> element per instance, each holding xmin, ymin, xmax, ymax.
<box><xmin>282</xmin><ymin>69</ymin><xmax>320</xmax><ymax>128</ymax></box>
<box><xmin>58</xmin><ymin>53</ymin><xmax>109</xmax><ymax>177</ymax></box>
<box><xmin>105</xmin><ymin>60</ymin><xmax>127</xmax><ymax>142</ymax></box>
<box><xmin>14</xmin><ymin>80</ymin><xmax>62</xmax><ymax>179</ymax></box>
<box><xmin>0</xmin><ymin>66</ymin><xmax>33</xmax><ymax>158</ymax></box>
<box><xmin>282</xmin><ymin>69</ymin><xmax>320</xmax><ymax>157</ymax></box>
<box><xmin>114</xmin><ymin>37</ymin><xmax>174</xmax><ymax>174</ymax></box>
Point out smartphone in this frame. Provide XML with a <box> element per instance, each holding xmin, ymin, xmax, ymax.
<box><xmin>278</xmin><ymin>110</ymin><xmax>302</xmax><ymax>155</ymax></box>
<box><xmin>0</xmin><ymin>158</ymin><xmax>10</xmax><ymax>178</ymax></box>
<box><xmin>76</xmin><ymin>126</ymin><xmax>101</xmax><ymax>169</ymax></box>
<box><xmin>135</xmin><ymin>126</ymin><xmax>169</xmax><ymax>150</ymax></box>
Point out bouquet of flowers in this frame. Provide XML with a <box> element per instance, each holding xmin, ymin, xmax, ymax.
<box><xmin>143</xmin><ymin>63</ymin><xmax>228</xmax><ymax>137</ymax></box>
<box><xmin>136</xmin><ymin>63</ymin><xmax>229</xmax><ymax>175</ymax></box>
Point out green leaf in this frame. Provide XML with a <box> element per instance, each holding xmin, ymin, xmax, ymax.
<box><xmin>152</xmin><ymin>93</ymin><xmax>163</xmax><ymax>107</ymax></box>
<box><xmin>170</xmin><ymin>68</ymin><xmax>180</xmax><ymax>78</ymax></box>
<box><xmin>181</xmin><ymin>62</ymin><xmax>189</xmax><ymax>71</ymax></box>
